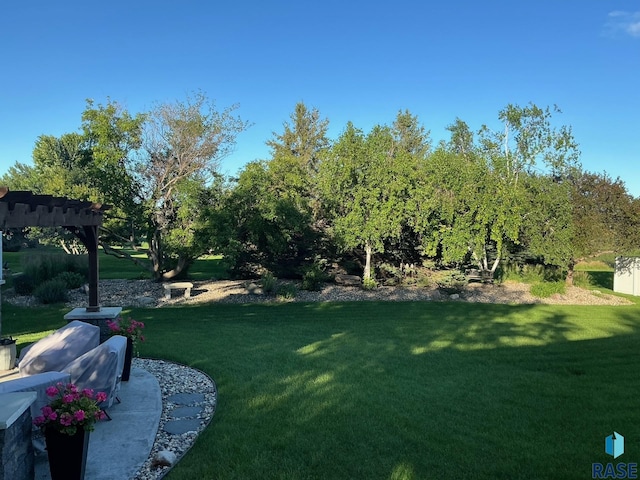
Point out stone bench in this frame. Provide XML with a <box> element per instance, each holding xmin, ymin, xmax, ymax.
<box><xmin>163</xmin><ymin>282</ymin><xmax>194</xmax><ymax>300</ymax></box>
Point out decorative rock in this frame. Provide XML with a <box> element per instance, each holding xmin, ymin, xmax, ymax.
<box><xmin>335</xmin><ymin>274</ymin><xmax>361</xmax><ymax>286</ymax></box>
<box><xmin>153</xmin><ymin>450</ymin><xmax>177</xmax><ymax>468</ymax></box>
<box><xmin>450</xmin><ymin>294</ymin><xmax>460</xmax><ymax>300</ymax></box>
<box><xmin>169</xmin><ymin>406</ymin><xmax>203</xmax><ymax>419</ymax></box>
<box><xmin>167</xmin><ymin>392</ymin><xmax>206</xmax><ymax>405</ymax></box>
<box><xmin>163</xmin><ymin>419</ymin><xmax>202</xmax><ymax>435</ymax></box>
<box><xmin>135</xmin><ymin>296</ymin><xmax>156</xmax><ymax>306</ymax></box>
<box><xmin>246</xmin><ymin>283</ymin><xmax>263</xmax><ymax>295</ymax></box>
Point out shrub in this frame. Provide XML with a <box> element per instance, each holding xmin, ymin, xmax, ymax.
<box><xmin>362</xmin><ymin>277</ymin><xmax>378</xmax><ymax>291</ymax></box>
<box><xmin>500</xmin><ymin>263</ymin><xmax>564</xmax><ymax>284</ymax></box>
<box><xmin>55</xmin><ymin>271</ymin><xmax>86</xmax><ymax>289</ymax></box>
<box><xmin>572</xmin><ymin>271</ymin><xmax>593</xmax><ymax>289</ymax></box>
<box><xmin>435</xmin><ymin>271</ymin><xmax>466</xmax><ymax>294</ymax></box>
<box><xmin>23</xmin><ymin>253</ymin><xmax>88</xmax><ymax>286</ymax></box>
<box><xmin>13</xmin><ymin>273</ymin><xmax>35</xmax><ymax>295</ymax></box>
<box><xmin>261</xmin><ymin>272</ymin><xmax>277</xmax><ymax>294</ymax></box>
<box><xmin>301</xmin><ymin>263</ymin><xmax>326</xmax><ymax>291</ymax></box>
<box><xmin>530</xmin><ymin>281</ymin><xmax>566</xmax><ymax>298</ymax></box>
<box><xmin>33</xmin><ymin>279</ymin><xmax>69</xmax><ymax>304</ymax></box>
<box><xmin>276</xmin><ymin>283</ymin><xmax>297</xmax><ymax>301</ymax></box>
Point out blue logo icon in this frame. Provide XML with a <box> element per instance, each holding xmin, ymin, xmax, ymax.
<box><xmin>606</xmin><ymin>432</ymin><xmax>625</xmax><ymax>459</ymax></box>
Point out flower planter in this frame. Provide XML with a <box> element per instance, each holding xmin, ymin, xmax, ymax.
<box><xmin>0</xmin><ymin>337</ymin><xmax>17</xmax><ymax>371</ymax></box>
<box><xmin>44</xmin><ymin>427</ymin><xmax>90</xmax><ymax>480</ymax></box>
<box><xmin>122</xmin><ymin>337</ymin><xmax>133</xmax><ymax>381</ymax></box>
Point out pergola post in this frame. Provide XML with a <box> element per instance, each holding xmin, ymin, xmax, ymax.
<box><xmin>74</xmin><ymin>225</ymin><xmax>100</xmax><ymax>312</ymax></box>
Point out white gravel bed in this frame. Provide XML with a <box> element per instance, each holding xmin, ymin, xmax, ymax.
<box><xmin>4</xmin><ymin>277</ymin><xmax>630</xmax><ymax>309</ymax></box>
<box><xmin>132</xmin><ymin>358</ymin><xmax>217</xmax><ymax>480</ymax></box>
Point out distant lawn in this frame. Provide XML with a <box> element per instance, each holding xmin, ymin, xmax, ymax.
<box><xmin>2</xmin><ymin>247</ymin><xmax>228</xmax><ymax>281</ymax></box>
<box><xmin>4</xmin><ymin>301</ymin><xmax>640</xmax><ymax>480</ymax></box>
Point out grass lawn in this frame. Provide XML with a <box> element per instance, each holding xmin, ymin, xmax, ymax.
<box><xmin>2</xmin><ymin>247</ymin><xmax>227</xmax><ymax>281</ymax></box>
<box><xmin>3</xmin><ymin>300</ymin><xmax>639</xmax><ymax>480</ymax></box>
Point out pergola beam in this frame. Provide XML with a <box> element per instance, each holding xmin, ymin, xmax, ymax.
<box><xmin>0</xmin><ymin>188</ymin><xmax>109</xmax><ymax>312</ymax></box>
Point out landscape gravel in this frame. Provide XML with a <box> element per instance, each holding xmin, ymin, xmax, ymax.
<box><xmin>131</xmin><ymin>358</ymin><xmax>217</xmax><ymax>480</ymax></box>
<box><xmin>46</xmin><ymin>278</ymin><xmax>632</xmax><ymax>308</ymax></box>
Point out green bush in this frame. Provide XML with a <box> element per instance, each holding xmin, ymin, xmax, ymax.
<box><xmin>55</xmin><ymin>271</ymin><xmax>86</xmax><ymax>289</ymax></box>
<box><xmin>435</xmin><ymin>271</ymin><xmax>466</xmax><ymax>294</ymax></box>
<box><xmin>261</xmin><ymin>272</ymin><xmax>277</xmax><ymax>294</ymax></box>
<box><xmin>362</xmin><ymin>277</ymin><xmax>378</xmax><ymax>291</ymax></box>
<box><xmin>301</xmin><ymin>263</ymin><xmax>326</xmax><ymax>291</ymax></box>
<box><xmin>23</xmin><ymin>253</ymin><xmax>88</xmax><ymax>286</ymax></box>
<box><xmin>276</xmin><ymin>283</ymin><xmax>297</xmax><ymax>301</ymax></box>
<box><xmin>13</xmin><ymin>273</ymin><xmax>35</xmax><ymax>295</ymax></box>
<box><xmin>572</xmin><ymin>271</ymin><xmax>593</xmax><ymax>289</ymax></box>
<box><xmin>530</xmin><ymin>281</ymin><xmax>566</xmax><ymax>298</ymax></box>
<box><xmin>500</xmin><ymin>263</ymin><xmax>564</xmax><ymax>284</ymax></box>
<box><xmin>33</xmin><ymin>279</ymin><xmax>69</xmax><ymax>304</ymax></box>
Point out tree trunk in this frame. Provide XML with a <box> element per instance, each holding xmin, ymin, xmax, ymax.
<box><xmin>161</xmin><ymin>256</ymin><xmax>191</xmax><ymax>280</ymax></box>
<box><xmin>363</xmin><ymin>243</ymin><xmax>372</xmax><ymax>280</ymax></box>
<box><xmin>565</xmin><ymin>259</ymin><xmax>575</xmax><ymax>286</ymax></box>
<box><xmin>149</xmin><ymin>225</ymin><xmax>163</xmax><ymax>281</ymax></box>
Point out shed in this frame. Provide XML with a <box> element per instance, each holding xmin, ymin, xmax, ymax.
<box><xmin>613</xmin><ymin>256</ymin><xmax>640</xmax><ymax>296</ymax></box>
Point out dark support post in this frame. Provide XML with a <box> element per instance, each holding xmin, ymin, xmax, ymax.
<box><xmin>84</xmin><ymin>226</ymin><xmax>100</xmax><ymax>312</ymax></box>
<box><xmin>69</xmin><ymin>225</ymin><xmax>100</xmax><ymax>313</ymax></box>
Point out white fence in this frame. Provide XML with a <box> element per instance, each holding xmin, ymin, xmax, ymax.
<box><xmin>613</xmin><ymin>256</ymin><xmax>640</xmax><ymax>296</ymax></box>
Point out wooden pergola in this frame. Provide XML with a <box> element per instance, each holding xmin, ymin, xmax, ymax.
<box><xmin>0</xmin><ymin>188</ymin><xmax>109</xmax><ymax>312</ymax></box>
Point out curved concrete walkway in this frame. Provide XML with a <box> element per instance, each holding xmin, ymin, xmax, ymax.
<box><xmin>34</xmin><ymin>367</ymin><xmax>162</xmax><ymax>480</ymax></box>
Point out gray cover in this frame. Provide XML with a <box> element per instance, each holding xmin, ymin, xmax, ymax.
<box><xmin>18</xmin><ymin>320</ymin><xmax>100</xmax><ymax>376</ymax></box>
<box><xmin>0</xmin><ymin>371</ymin><xmax>71</xmax><ymax>418</ymax></box>
<box><xmin>61</xmin><ymin>335</ymin><xmax>127</xmax><ymax>409</ymax></box>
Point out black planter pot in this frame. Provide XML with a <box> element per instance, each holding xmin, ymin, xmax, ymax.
<box><xmin>122</xmin><ymin>337</ymin><xmax>133</xmax><ymax>381</ymax></box>
<box><xmin>44</xmin><ymin>427</ymin><xmax>90</xmax><ymax>480</ymax></box>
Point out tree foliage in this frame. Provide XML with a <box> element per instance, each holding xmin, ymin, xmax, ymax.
<box><xmin>5</xmin><ymin>97</ymin><xmax>638</xmax><ymax>286</ymax></box>
<box><xmin>320</xmin><ymin>112</ymin><xmax>426</xmax><ymax>280</ymax></box>
<box><xmin>204</xmin><ymin>103</ymin><xmax>328</xmax><ymax>277</ymax></box>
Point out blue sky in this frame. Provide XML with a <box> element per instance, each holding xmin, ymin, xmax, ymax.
<box><xmin>1</xmin><ymin>1</ymin><xmax>639</xmax><ymax>195</ymax></box>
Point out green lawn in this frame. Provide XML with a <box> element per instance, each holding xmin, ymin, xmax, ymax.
<box><xmin>3</xmin><ymin>247</ymin><xmax>227</xmax><ymax>281</ymax></box>
<box><xmin>3</xmin><ymin>300</ymin><xmax>639</xmax><ymax>480</ymax></box>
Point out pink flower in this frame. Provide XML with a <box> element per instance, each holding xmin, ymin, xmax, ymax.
<box><xmin>47</xmin><ymin>411</ymin><xmax>57</xmax><ymax>421</ymax></box>
<box><xmin>74</xmin><ymin>410</ymin><xmax>86</xmax><ymax>422</ymax></box>
<box><xmin>95</xmin><ymin>392</ymin><xmax>107</xmax><ymax>403</ymax></box>
<box><xmin>82</xmin><ymin>389</ymin><xmax>94</xmax><ymax>397</ymax></box>
<box><xmin>107</xmin><ymin>320</ymin><xmax>120</xmax><ymax>332</ymax></box>
<box><xmin>63</xmin><ymin>394</ymin><xmax>75</xmax><ymax>404</ymax></box>
<box><xmin>33</xmin><ymin>416</ymin><xmax>45</xmax><ymax>426</ymax></box>
<box><xmin>46</xmin><ymin>386</ymin><xmax>58</xmax><ymax>397</ymax></box>
<box><xmin>95</xmin><ymin>410</ymin><xmax>107</xmax><ymax>421</ymax></box>
<box><xmin>42</xmin><ymin>405</ymin><xmax>53</xmax><ymax>417</ymax></box>
<box><xmin>60</xmin><ymin>413</ymin><xmax>73</xmax><ymax>426</ymax></box>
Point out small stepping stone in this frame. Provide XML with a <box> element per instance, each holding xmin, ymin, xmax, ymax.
<box><xmin>169</xmin><ymin>406</ymin><xmax>203</xmax><ymax>419</ymax></box>
<box><xmin>167</xmin><ymin>392</ymin><xmax>205</xmax><ymax>405</ymax></box>
<box><xmin>163</xmin><ymin>419</ymin><xmax>202</xmax><ymax>435</ymax></box>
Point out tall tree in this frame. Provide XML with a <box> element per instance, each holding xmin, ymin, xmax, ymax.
<box><xmin>319</xmin><ymin>118</ymin><xmax>421</xmax><ymax>280</ymax></box>
<box><xmin>566</xmin><ymin>171</ymin><xmax>640</xmax><ymax>282</ymax></box>
<box><xmin>128</xmin><ymin>91</ymin><xmax>250</xmax><ymax>279</ymax></box>
<box><xmin>203</xmin><ymin>103</ymin><xmax>329</xmax><ymax>277</ymax></box>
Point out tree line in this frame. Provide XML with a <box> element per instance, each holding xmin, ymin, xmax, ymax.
<box><xmin>2</xmin><ymin>93</ymin><xmax>639</xmax><ymax>284</ymax></box>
